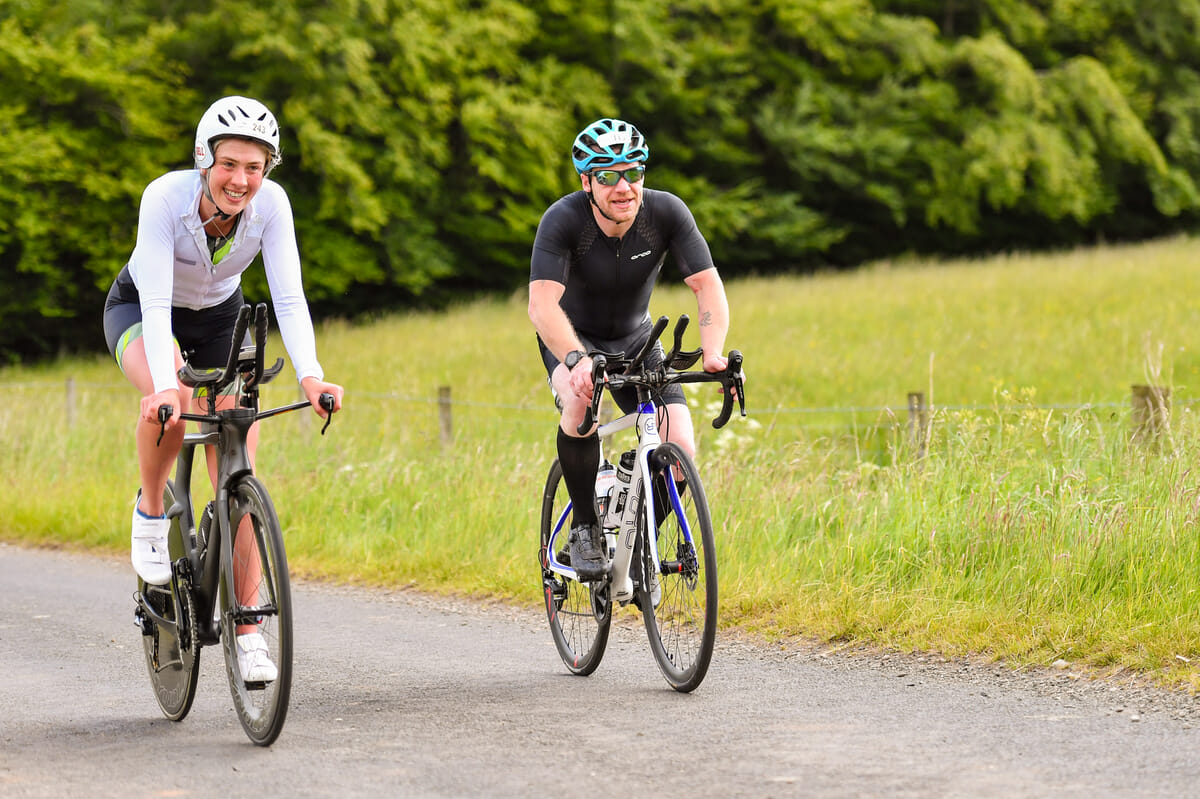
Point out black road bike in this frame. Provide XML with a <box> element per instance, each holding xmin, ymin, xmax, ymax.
<box><xmin>133</xmin><ymin>303</ymin><xmax>335</xmax><ymax>746</ymax></box>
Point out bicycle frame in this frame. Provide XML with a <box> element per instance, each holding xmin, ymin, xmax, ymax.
<box><xmin>174</xmin><ymin>406</ymin><xmax>264</xmax><ymax>645</ymax></box>
<box><xmin>545</xmin><ymin>394</ymin><xmax>690</xmax><ymax>604</ymax></box>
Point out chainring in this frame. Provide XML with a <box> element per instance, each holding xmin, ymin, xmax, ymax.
<box><xmin>174</xmin><ymin>561</ymin><xmax>200</xmax><ymax>657</ymax></box>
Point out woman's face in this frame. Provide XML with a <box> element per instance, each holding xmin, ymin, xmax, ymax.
<box><xmin>203</xmin><ymin>138</ymin><xmax>270</xmax><ymax>215</ymax></box>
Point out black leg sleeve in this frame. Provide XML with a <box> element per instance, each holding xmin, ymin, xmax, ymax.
<box><xmin>558</xmin><ymin>428</ymin><xmax>600</xmax><ymax>527</ymax></box>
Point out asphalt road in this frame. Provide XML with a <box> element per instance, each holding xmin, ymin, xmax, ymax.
<box><xmin>1</xmin><ymin>543</ymin><xmax>1198</xmax><ymax>798</ymax></box>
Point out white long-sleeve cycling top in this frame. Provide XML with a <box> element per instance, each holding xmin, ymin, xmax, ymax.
<box><xmin>128</xmin><ymin>170</ymin><xmax>324</xmax><ymax>394</ymax></box>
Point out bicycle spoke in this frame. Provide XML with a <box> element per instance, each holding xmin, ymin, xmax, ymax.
<box><xmin>220</xmin><ymin>476</ymin><xmax>292</xmax><ymax>746</ymax></box>
<box><xmin>540</xmin><ymin>459</ymin><xmax>610</xmax><ymax>675</ymax></box>
<box><xmin>642</xmin><ymin>443</ymin><xmax>717</xmax><ymax>692</ymax></box>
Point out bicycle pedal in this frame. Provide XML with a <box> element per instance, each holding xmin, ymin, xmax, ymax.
<box><xmin>133</xmin><ymin>605</ymin><xmax>154</xmax><ymax>636</ymax></box>
<box><xmin>576</xmin><ymin>561</ymin><xmax>613</xmax><ymax>583</ymax></box>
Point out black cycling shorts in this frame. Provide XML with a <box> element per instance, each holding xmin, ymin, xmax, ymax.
<box><xmin>103</xmin><ymin>264</ymin><xmax>248</xmax><ymax>372</ymax></box>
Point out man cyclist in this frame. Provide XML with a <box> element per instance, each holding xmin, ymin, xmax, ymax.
<box><xmin>102</xmin><ymin>95</ymin><xmax>344</xmax><ymax>681</ymax></box>
<box><xmin>528</xmin><ymin>117</ymin><xmax>731</xmax><ymax>581</ymax></box>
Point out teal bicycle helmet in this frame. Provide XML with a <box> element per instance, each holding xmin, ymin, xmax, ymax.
<box><xmin>571</xmin><ymin>118</ymin><xmax>649</xmax><ymax>173</ymax></box>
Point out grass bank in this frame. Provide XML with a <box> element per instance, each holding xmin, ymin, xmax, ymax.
<box><xmin>4</xmin><ymin>235</ymin><xmax>1200</xmax><ymax>689</ymax></box>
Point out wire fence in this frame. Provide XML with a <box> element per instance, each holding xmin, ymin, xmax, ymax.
<box><xmin>1</xmin><ymin>378</ymin><xmax>1184</xmax><ymax>442</ymax></box>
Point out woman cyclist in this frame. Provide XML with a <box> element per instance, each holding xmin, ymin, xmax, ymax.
<box><xmin>102</xmin><ymin>95</ymin><xmax>344</xmax><ymax>680</ymax></box>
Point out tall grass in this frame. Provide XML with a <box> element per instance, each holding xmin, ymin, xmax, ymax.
<box><xmin>5</xmin><ymin>236</ymin><xmax>1200</xmax><ymax>688</ymax></box>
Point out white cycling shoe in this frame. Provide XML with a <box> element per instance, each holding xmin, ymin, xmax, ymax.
<box><xmin>131</xmin><ymin>495</ymin><xmax>172</xmax><ymax>586</ymax></box>
<box><xmin>237</xmin><ymin>632</ymin><xmax>279</xmax><ymax>683</ymax></box>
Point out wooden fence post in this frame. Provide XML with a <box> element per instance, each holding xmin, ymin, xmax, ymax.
<box><xmin>438</xmin><ymin>386</ymin><xmax>453</xmax><ymax>445</ymax></box>
<box><xmin>66</xmin><ymin>377</ymin><xmax>76</xmax><ymax>428</ymax></box>
<box><xmin>907</xmin><ymin>391</ymin><xmax>927</xmax><ymax>458</ymax></box>
<box><xmin>1131</xmin><ymin>384</ymin><xmax>1170</xmax><ymax>443</ymax></box>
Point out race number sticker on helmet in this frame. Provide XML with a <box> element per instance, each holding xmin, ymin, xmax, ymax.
<box><xmin>194</xmin><ymin>95</ymin><xmax>282</xmax><ymax>173</ymax></box>
<box><xmin>596</xmin><ymin>129</ymin><xmax>632</xmax><ymax>148</ymax></box>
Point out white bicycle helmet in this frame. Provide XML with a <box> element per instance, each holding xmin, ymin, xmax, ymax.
<box><xmin>193</xmin><ymin>95</ymin><xmax>282</xmax><ymax>173</ymax></box>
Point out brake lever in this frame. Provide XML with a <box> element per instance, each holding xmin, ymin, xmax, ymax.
<box><xmin>156</xmin><ymin>405</ymin><xmax>173</xmax><ymax>446</ymax></box>
<box><xmin>730</xmin><ymin>351</ymin><xmax>747</xmax><ymax>418</ymax></box>
<box><xmin>712</xmin><ymin>350</ymin><xmax>745</xmax><ymax>429</ymax></box>
<box><xmin>319</xmin><ymin>392</ymin><xmax>336</xmax><ymax>435</ymax></box>
<box><xmin>576</xmin><ymin>354</ymin><xmax>607</xmax><ymax>435</ymax></box>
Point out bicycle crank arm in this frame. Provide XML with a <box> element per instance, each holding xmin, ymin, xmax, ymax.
<box><xmin>134</xmin><ymin>592</ymin><xmax>177</xmax><ymax>634</ymax></box>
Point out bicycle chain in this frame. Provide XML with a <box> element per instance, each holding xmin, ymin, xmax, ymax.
<box><xmin>174</xmin><ymin>559</ymin><xmax>200</xmax><ymax>657</ymax></box>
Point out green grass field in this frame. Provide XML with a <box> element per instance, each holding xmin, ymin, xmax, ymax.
<box><xmin>4</xmin><ymin>235</ymin><xmax>1200</xmax><ymax>688</ymax></box>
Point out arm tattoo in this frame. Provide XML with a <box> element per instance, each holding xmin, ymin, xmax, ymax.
<box><xmin>699</xmin><ymin>311</ymin><xmax>712</xmax><ymax>327</ymax></box>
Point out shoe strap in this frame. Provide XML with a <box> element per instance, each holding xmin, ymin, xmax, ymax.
<box><xmin>132</xmin><ymin>530</ymin><xmax>168</xmax><ymax>542</ymax></box>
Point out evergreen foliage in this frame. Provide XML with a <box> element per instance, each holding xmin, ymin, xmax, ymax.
<box><xmin>2</xmin><ymin>0</ymin><xmax>1198</xmax><ymax>361</ymax></box>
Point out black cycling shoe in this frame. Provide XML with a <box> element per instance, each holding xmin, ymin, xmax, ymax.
<box><xmin>568</xmin><ymin>523</ymin><xmax>610</xmax><ymax>581</ymax></box>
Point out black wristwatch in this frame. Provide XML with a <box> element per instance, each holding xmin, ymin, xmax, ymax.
<box><xmin>564</xmin><ymin>349</ymin><xmax>586</xmax><ymax>371</ymax></box>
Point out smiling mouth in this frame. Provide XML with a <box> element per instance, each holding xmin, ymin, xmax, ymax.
<box><xmin>223</xmin><ymin>189</ymin><xmax>246</xmax><ymax>202</ymax></box>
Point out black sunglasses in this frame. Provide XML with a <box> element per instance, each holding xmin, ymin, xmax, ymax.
<box><xmin>590</xmin><ymin>166</ymin><xmax>646</xmax><ymax>186</ymax></box>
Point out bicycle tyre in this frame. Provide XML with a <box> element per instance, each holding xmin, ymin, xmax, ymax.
<box><xmin>641</xmin><ymin>443</ymin><xmax>717</xmax><ymax>692</ymax></box>
<box><xmin>139</xmin><ymin>479</ymin><xmax>200</xmax><ymax>721</ymax></box>
<box><xmin>539</xmin><ymin>458</ymin><xmax>611</xmax><ymax>675</ymax></box>
<box><xmin>218</xmin><ymin>475</ymin><xmax>293</xmax><ymax>746</ymax></box>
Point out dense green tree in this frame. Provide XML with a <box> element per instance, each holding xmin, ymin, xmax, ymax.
<box><xmin>142</xmin><ymin>0</ymin><xmax>614</xmax><ymax>313</ymax></box>
<box><xmin>3</xmin><ymin>0</ymin><xmax>1200</xmax><ymax>361</ymax></box>
<box><xmin>612</xmin><ymin>0</ymin><xmax>1196</xmax><ymax>264</ymax></box>
<box><xmin>0</xmin><ymin>11</ymin><xmax>190</xmax><ymax>360</ymax></box>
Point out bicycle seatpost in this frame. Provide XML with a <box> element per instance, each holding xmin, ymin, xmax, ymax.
<box><xmin>241</xmin><ymin>303</ymin><xmax>269</xmax><ymax>390</ymax></box>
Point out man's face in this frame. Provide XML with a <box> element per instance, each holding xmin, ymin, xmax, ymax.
<box><xmin>582</xmin><ymin>162</ymin><xmax>645</xmax><ymax>226</ymax></box>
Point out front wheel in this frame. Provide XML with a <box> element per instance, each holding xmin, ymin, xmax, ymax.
<box><xmin>218</xmin><ymin>476</ymin><xmax>293</xmax><ymax>746</ymax></box>
<box><xmin>138</xmin><ymin>479</ymin><xmax>200</xmax><ymax>721</ymax></box>
<box><xmin>641</xmin><ymin>443</ymin><xmax>717</xmax><ymax>692</ymax></box>
<box><xmin>539</xmin><ymin>458</ymin><xmax>611</xmax><ymax>675</ymax></box>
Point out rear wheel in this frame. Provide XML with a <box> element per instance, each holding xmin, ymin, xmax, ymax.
<box><xmin>641</xmin><ymin>443</ymin><xmax>717</xmax><ymax>692</ymax></box>
<box><xmin>218</xmin><ymin>476</ymin><xmax>292</xmax><ymax>746</ymax></box>
<box><xmin>540</xmin><ymin>458</ymin><xmax>611</xmax><ymax>675</ymax></box>
<box><xmin>138</xmin><ymin>480</ymin><xmax>200</xmax><ymax>721</ymax></box>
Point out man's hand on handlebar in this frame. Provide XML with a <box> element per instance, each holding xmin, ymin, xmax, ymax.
<box><xmin>703</xmin><ymin>352</ymin><xmax>728</xmax><ymax>373</ymax></box>
<box><xmin>566</xmin><ymin>354</ymin><xmax>595</xmax><ymax>401</ymax></box>
<box><xmin>700</xmin><ymin>352</ymin><xmax>729</xmax><ymax>398</ymax></box>
<box><xmin>703</xmin><ymin>351</ymin><xmax>744</xmax><ymax>401</ymax></box>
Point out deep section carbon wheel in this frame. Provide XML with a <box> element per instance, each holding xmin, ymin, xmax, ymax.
<box><xmin>138</xmin><ymin>479</ymin><xmax>200</xmax><ymax>721</ymax></box>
